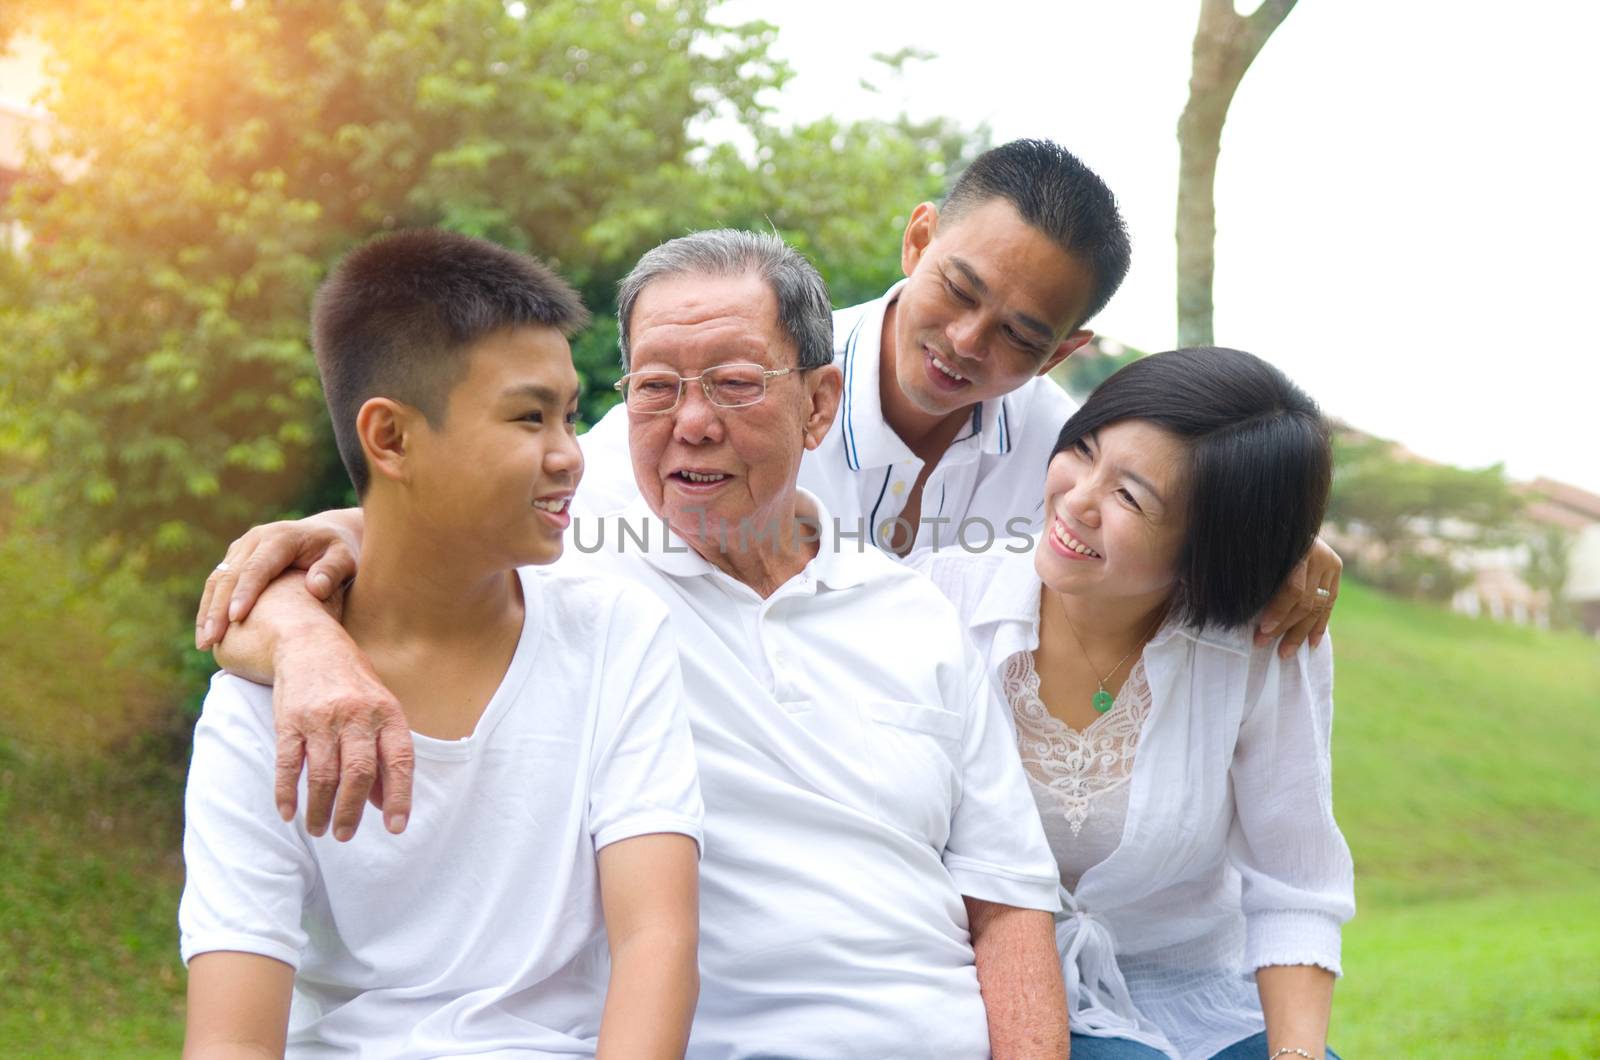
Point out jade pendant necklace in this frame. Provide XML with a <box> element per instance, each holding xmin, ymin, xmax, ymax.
<box><xmin>1051</xmin><ymin>590</ymin><xmax>1164</xmax><ymax>714</ymax></box>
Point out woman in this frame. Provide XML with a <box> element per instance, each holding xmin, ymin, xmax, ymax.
<box><xmin>917</xmin><ymin>347</ymin><xmax>1353</xmax><ymax>1059</ymax></box>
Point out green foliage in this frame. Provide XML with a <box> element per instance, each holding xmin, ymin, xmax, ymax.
<box><xmin>1327</xmin><ymin>435</ymin><xmax>1524</xmax><ymax>600</ymax></box>
<box><xmin>1524</xmin><ymin>524</ymin><xmax>1575</xmax><ymax>625</ymax></box>
<box><xmin>0</xmin><ymin>0</ymin><xmax>783</xmax><ymax>592</ymax></box>
<box><xmin>0</xmin><ymin>0</ymin><xmax>969</xmax><ymax>610</ymax></box>
<box><xmin>1052</xmin><ymin>341</ymin><xmax>1145</xmax><ymax>401</ymax></box>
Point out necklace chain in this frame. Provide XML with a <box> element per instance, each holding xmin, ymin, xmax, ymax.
<box><xmin>1051</xmin><ymin>590</ymin><xmax>1164</xmax><ymax>713</ymax></box>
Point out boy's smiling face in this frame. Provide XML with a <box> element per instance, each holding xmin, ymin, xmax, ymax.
<box><xmin>400</xmin><ymin>324</ymin><xmax>584</xmax><ymax>568</ymax></box>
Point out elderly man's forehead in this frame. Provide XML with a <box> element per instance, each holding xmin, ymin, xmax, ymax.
<box><xmin>629</xmin><ymin>270</ymin><xmax>794</xmax><ymax>361</ymax></box>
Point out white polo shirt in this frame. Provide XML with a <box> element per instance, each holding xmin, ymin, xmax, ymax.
<box><xmin>812</xmin><ymin>280</ymin><xmax>1077</xmax><ymax>554</ymax></box>
<box><xmin>575</xmin><ymin>281</ymin><xmax>1078</xmax><ymax>557</ymax></box>
<box><xmin>562</xmin><ymin>495</ymin><xmax>1060</xmax><ymax>1059</ymax></box>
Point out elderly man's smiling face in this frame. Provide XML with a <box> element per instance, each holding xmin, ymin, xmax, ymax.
<box><xmin>625</xmin><ymin>270</ymin><xmax>841</xmax><ymax>554</ymax></box>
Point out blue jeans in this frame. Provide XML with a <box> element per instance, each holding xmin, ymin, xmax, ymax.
<box><xmin>1068</xmin><ymin>1031</ymin><xmax>1343</xmax><ymax>1059</ymax></box>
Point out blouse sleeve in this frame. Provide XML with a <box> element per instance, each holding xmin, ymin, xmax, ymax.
<box><xmin>1226</xmin><ymin>635</ymin><xmax>1356</xmax><ymax>976</ymax></box>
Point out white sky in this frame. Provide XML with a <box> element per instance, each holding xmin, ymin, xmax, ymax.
<box><xmin>721</xmin><ymin>0</ymin><xmax>1600</xmax><ymax>493</ymax></box>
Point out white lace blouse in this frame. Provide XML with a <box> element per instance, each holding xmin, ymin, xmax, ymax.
<box><xmin>1004</xmin><ymin>651</ymin><xmax>1149</xmax><ymax>890</ymax></box>
<box><xmin>913</xmin><ymin>544</ymin><xmax>1355</xmax><ymax>1060</ymax></box>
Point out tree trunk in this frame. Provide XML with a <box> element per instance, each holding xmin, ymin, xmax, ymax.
<box><xmin>1176</xmin><ymin>0</ymin><xmax>1299</xmax><ymax>347</ymax></box>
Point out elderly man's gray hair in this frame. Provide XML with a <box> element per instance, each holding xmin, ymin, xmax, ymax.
<box><xmin>616</xmin><ymin>229</ymin><xmax>834</xmax><ymax>371</ymax></box>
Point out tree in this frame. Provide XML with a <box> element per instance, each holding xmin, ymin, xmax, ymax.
<box><xmin>1053</xmin><ymin>341</ymin><xmax>1144</xmax><ymax>402</ymax></box>
<box><xmin>1325</xmin><ymin>435</ymin><xmax>1524</xmax><ymax>601</ymax></box>
<box><xmin>1176</xmin><ymin>0</ymin><xmax>1299</xmax><ymax>346</ymax></box>
<box><xmin>0</xmin><ymin>1</ymin><xmax>974</xmax><ymax>604</ymax></box>
<box><xmin>1524</xmin><ymin>524</ymin><xmax>1575</xmax><ymax>627</ymax></box>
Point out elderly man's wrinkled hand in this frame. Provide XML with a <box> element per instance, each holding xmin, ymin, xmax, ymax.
<box><xmin>196</xmin><ymin>509</ymin><xmax>364</xmax><ymax>651</ymax></box>
<box><xmin>272</xmin><ymin>633</ymin><xmax>414</xmax><ymax>841</ymax></box>
<box><xmin>1255</xmin><ymin>536</ymin><xmax>1343</xmax><ymax>659</ymax></box>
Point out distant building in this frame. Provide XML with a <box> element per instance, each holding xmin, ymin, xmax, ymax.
<box><xmin>1525</xmin><ymin>478</ymin><xmax>1600</xmax><ymax>635</ymax></box>
<box><xmin>1326</xmin><ymin>424</ymin><xmax>1598</xmax><ymax>635</ymax></box>
<box><xmin>1451</xmin><ymin>477</ymin><xmax>1600</xmax><ymax>635</ymax></box>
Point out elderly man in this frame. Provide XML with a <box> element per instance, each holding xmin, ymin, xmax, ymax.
<box><xmin>207</xmin><ymin>230</ymin><xmax>1071</xmax><ymax>1058</ymax></box>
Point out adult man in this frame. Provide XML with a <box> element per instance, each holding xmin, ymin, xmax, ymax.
<box><xmin>208</xmin><ymin>231</ymin><xmax>1071</xmax><ymax>1058</ymax></box>
<box><xmin>573</xmin><ymin>138</ymin><xmax>1340</xmax><ymax>642</ymax></box>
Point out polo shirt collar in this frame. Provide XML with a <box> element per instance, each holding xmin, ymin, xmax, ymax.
<box><xmin>619</xmin><ymin>489</ymin><xmax>869</xmax><ymax>593</ymax></box>
<box><xmin>839</xmin><ymin>280</ymin><xmax>1019</xmax><ymax>473</ymax></box>
<box><xmin>970</xmin><ymin>540</ymin><xmax>1049</xmax><ymax>643</ymax></box>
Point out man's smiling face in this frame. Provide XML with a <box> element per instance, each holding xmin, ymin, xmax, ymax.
<box><xmin>891</xmin><ymin>197</ymin><xmax>1096</xmax><ymax>421</ymax></box>
<box><xmin>624</xmin><ymin>270</ymin><xmax>837</xmax><ymax>552</ymax></box>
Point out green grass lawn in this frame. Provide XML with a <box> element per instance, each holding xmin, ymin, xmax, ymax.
<box><xmin>1336</xmin><ymin>888</ymin><xmax>1600</xmax><ymax>1057</ymax></box>
<box><xmin>1</xmin><ymin>579</ymin><xmax>1597</xmax><ymax>1055</ymax></box>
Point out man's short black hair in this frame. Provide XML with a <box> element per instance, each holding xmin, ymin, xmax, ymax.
<box><xmin>942</xmin><ymin>138</ymin><xmax>1131</xmax><ymax>328</ymax></box>
<box><xmin>311</xmin><ymin>229</ymin><xmax>588</xmax><ymax>496</ymax></box>
<box><xmin>1053</xmin><ymin>347</ymin><xmax>1332</xmax><ymax>631</ymax></box>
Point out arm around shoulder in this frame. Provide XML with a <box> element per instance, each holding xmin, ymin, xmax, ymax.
<box><xmin>212</xmin><ymin>569</ymin><xmax>414</xmax><ymax>843</ymax></box>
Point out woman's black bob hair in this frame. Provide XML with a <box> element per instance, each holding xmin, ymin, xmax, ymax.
<box><xmin>1051</xmin><ymin>347</ymin><xmax>1332</xmax><ymax>631</ymax></box>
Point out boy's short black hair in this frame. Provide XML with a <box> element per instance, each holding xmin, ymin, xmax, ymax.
<box><xmin>941</xmin><ymin>138</ymin><xmax>1131</xmax><ymax>328</ymax></box>
<box><xmin>312</xmin><ymin>229</ymin><xmax>589</xmax><ymax>496</ymax></box>
<box><xmin>1053</xmin><ymin>347</ymin><xmax>1332</xmax><ymax>631</ymax></box>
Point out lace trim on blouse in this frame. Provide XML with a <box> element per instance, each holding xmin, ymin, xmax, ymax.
<box><xmin>1003</xmin><ymin>650</ymin><xmax>1152</xmax><ymax>837</ymax></box>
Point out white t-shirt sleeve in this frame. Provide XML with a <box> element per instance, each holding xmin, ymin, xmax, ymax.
<box><xmin>1227</xmin><ymin>636</ymin><xmax>1356</xmax><ymax>976</ymax></box>
<box><xmin>588</xmin><ymin>587</ymin><xmax>705</xmax><ymax>855</ymax></box>
<box><xmin>941</xmin><ymin>635</ymin><xmax>1061</xmax><ymax>912</ymax></box>
<box><xmin>179</xmin><ymin>673</ymin><xmax>316</xmax><ymax>969</ymax></box>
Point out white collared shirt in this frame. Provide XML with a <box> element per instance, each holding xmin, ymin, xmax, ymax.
<box><xmin>808</xmin><ymin>280</ymin><xmax>1077</xmax><ymax>554</ymax></box>
<box><xmin>915</xmin><ymin>544</ymin><xmax>1355</xmax><ymax>1060</ymax></box>
<box><xmin>561</xmin><ymin>495</ymin><xmax>1060</xmax><ymax>1059</ymax></box>
<box><xmin>574</xmin><ymin>281</ymin><xmax>1078</xmax><ymax>557</ymax></box>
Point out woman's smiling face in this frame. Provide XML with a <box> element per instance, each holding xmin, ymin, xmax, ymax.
<box><xmin>1035</xmin><ymin>419</ymin><xmax>1189</xmax><ymax>607</ymax></box>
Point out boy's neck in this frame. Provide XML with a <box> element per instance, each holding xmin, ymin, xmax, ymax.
<box><xmin>341</xmin><ymin>500</ymin><xmax>528</xmax><ymax>742</ymax></box>
<box><xmin>341</xmin><ymin>500</ymin><xmax>525</xmax><ymax>657</ymax></box>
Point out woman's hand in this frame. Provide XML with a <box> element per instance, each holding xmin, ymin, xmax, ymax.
<box><xmin>1255</xmin><ymin>537</ymin><xmax>1342</xmax><ymax>659</ymax></box>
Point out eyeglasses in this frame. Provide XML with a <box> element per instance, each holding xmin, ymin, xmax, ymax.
<box><xmin>613</xmin><ymin>362</ymin><xmax>804</xmax><ymax>414</ymax></box>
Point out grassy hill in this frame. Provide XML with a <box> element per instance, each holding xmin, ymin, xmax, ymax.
<box><xmin>1328</xmin><ymin>583</ymin><xmax>1600</xmax><ymax>1056</ymax></box>
<box><xmin>2</xmin><ymin>577</ymin><xmax>1597</xmax><ymax>1056</ymax></box>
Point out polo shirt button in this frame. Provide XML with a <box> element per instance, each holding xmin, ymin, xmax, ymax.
<box><xmin>892</xmin><ymin>481</ymin><xmax>906</xmax><ymax>496</ymax></box>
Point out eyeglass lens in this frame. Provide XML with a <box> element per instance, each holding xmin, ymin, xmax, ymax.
<box><xmin>626</xmin><ymin>364</ymin><xmax>769</xmax><ymax>411</ymax></box>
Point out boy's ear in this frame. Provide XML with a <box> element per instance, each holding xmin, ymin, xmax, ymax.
<box><xmin>355</xmin><ymin>397</ymin><xmax>417</xmax><ymax>486</ymax></box>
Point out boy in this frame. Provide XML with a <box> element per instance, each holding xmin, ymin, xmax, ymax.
<box><xmin>179</xmin><ymin>230</ymin><xmax>704</xmax><ymax>1058</ymax></box>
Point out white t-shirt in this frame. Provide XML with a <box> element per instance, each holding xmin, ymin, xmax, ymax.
<box><xmin>563</xmin><ymin>496</ymin><xmax>1060</xmax><ymax>1059</ymax></box>
<box><xmin>179</xmin><ymin>567</ymin><xmax>704</xmax><ymax>1060</ymax></box>
<box><xmin>576</xmin><ymin>281</ymin><xmax>1079</xmax><ymax>558</ymax></box>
